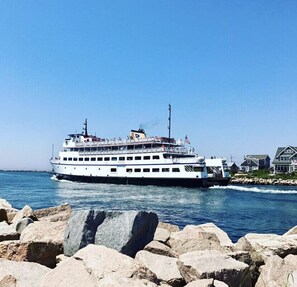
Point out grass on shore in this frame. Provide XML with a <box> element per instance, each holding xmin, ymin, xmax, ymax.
<box><xmin>233</xmin><ymin>170</ymin><xmax>297</xmax><ymax>180</ymax></box>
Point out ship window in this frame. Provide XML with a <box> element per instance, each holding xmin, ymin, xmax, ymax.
<box><xmin>126</xmin><ymin>168</ymin><xmax>132</xmax><ymax>172</ymax></box>
<box><xmin>63</xmin><ymin>158</ymin><xmax>67</xmax><ymax>161</ymax></box>
<box><xmin>194</xmin><ymin>167</ymin><xmax>204</xmax><ymax>172</ymax></box>
<box><xmin>185</xmin><ymin>165</ymin><xmax>194</xmax><ymax>172</ymax></box>
<box><xmin>79</xmin><ymin>158</ymin><xmax>83</xmax><ymax>161</ymax></box>
<box><xmin>111</xmin><ymin>168</ymin><xmax>117</xmax><ymax>172</ymax></box>
<box><xmin>162</xmin><ymin>168</ymin><xmax>169</xmax><ymax>172</ymax></box>
<box><xmin>153</xmin><ymin>155</ymin><xmax>160</xmax><ymax>160</ymax></box>
<box><xmin>144</xmin><ymin>156</ymin><xmax>150</xmax><ymax>160</ymax></box>
<box><xmin>143</xmin><ymin>168</ymin><xmax>150</xmax><ymax>172</ymax></box>
<box><xmin>152</xmin><ymin>168</ymin><xmax>159</xmax><ymax>172</ymax></box>
<box><xmin>134</xmin><ymin>168</ymin><xmax>141</xmax><ymax>172</ymax></box>
<box><xmin>119</xmin><ymin>157</ymin><xmax>125</xmax><ymax>161</ymax></box>
<box><xmin>104</xmin><ymin>157</ymin><xmax>110</xmax><ymax>161</ymax></box>
<box><xmin>91</xmin><ymin>147</ymin><xmax>97</xmax><ymax>151</ymax></box>
<box><xmin>127</xmin><ymin>157</ymin><xmax>133</xmax><ymax>161</ymax></box>
<box><xmin>97</xmin><ymin>157</ymin><xmax>102</xmax><ymax>161</ymax></box>
<box><xmin>172</xmin><ymin>168</ymin><xmax>180</xmax><ymax>172</ymax></box>
<box><xmin>111</xmin><ymin>157</ymin><xmax>117</xmax><ymax>161</ymax></box>
<box><xmin>135</xmin><ymin>156</ymin><xmax>141</xmax><ymax>160</ymax></box>
<box><xmin>85</xmin><ymin>148</ymin><xmax>90</xmax><ymax>152</ymax></box>
<box><xmin>73</xmin><ymin>158</ymin><xmax>78</xmax><ymax>161</ymax></box>
<box><xmin>91</xmin><ymin>157</ymin><xmax>96</xmax><ymax>161</ymax></box>
<box><xmin>84</xmin><ymin>158</ymin><xmax>90</xmax><ymax>161</ymax></box>
<box><xmin>68</xmin><ymin>158</ymin><xmax>72</xmax><ymax>161</ymax></box>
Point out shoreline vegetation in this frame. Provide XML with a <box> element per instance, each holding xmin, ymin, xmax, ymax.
<box><xmin>0</xmin><ymin>198</ymin><xmax>296</xmax><ymax>286</ymax></box>
<box><xmin>231</xmin><ymin>170</ymin><xmax>297</xmax><ymax>186</ymax></box>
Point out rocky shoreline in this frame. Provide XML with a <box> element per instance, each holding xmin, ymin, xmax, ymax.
<box><xmin>0</xmin><ymin>198</ymin><xmax>296</xmax><ymax>287</ymax></box>
<box><xmin>230</xmin><ymin>176</ymin><xmax>297</xmax><ymax>186</ymax></box>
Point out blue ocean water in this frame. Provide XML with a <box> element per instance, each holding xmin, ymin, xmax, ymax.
<box><xmin>0</xmin><ymin>171</ymin><xmax>296</xmax><ymax>242</ymax></box>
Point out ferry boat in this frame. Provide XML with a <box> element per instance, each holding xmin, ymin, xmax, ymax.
<box><xmin>50</xmin><ymin>107</ymin><xmax>230</xmax><ymax>187</ymax></box>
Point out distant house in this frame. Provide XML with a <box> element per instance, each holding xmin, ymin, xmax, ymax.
<box><xmin>228</xmin><ymin>162</ymin><xmax>239</xmax><ymax>173</ymax></box>
<box><xmin>241</xmin><ymin>155</ymin><xmax>270</xmax><ymax>172</ymax></box>
<box><xmin>272</xmin><ymin>146</ymin><xmax>297</xmax><ymax>173</ymax></box>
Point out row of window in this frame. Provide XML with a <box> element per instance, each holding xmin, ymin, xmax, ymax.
<box><xmin>126</xmin><ymin>167</ymin><xmax>180</xmax><ymax>173</ymax></box>
<box><xmin>63</xmin><ymin>155</ymin><xmax>160</xmax><ymax>162</ymax></box>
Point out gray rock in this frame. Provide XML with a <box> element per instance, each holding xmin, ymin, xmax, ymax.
<box><xmin>95</xmin><ymin>210</ymin><xmax>158</xmax><ymax>257</ymax></box>
<box><xmin>154</xmin><ymin>227</ymin><xmax>171</xmax><ymax>243</ymax></box>
<box><xmin>135</xmin><ymin>250</ymin><xmax>184</xmax><ymax>287</ymax></box>
<box><xmin>15</xmin><ymin>217</ymin><xmax>34</xmax><ymax>234</ymax></box>
<box><xmin>64</xmin><ymin>210</ymin><xmax>158</xmax><ymax>257</ymax></box>
<box><xmin>0</xmin><ymin>258</ymin><xmax>50</xmax><ymax>287</ymax></box>
<box><xmin>255</xmin><ymin>254</ymin><xmax>297</xmax><ymax>287</ymax></box>
<box><xmin>34</xmin><ymin>203</ymin><xmax>72</xmax><ymax>222</ymax></box>
<box><xmin>144</xmin><ymin>240</ymin><xmax>178</xmax><ymax>258</ymax></box>
<box><xmin>64</xmin><ymin>210</ymin><xmax>105</xmax><ymax>256</ymax></box>
<box><xmin>12</xmin><ymin>205</ymin><xmax>37</xmax><ymax>223</ymax></box>
<box><xmin>0</xmin><ymin>222</ymin><xmax>19</xmax><ymax>241</ymax></box>
<box><xmin>177</xmin><ymin>250</ymin><xmax>252</xmax><ymax>287</ymax></box>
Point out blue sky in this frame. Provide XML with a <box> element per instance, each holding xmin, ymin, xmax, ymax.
<box><xmin>1</xmin><ymin>1</ymin><xmax>297</xmax><ymax>170</ymax></box>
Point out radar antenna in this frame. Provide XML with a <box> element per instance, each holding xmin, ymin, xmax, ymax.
<box><xmin>83</xmin><ymin>119</ymin><xmax>88</xmax><ymax>137</ymax></box>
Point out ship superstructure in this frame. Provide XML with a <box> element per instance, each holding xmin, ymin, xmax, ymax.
<box><xmin>50</xmin><ymin>119</ymin><xmax>211</xmax><ymax>187</ymax></box>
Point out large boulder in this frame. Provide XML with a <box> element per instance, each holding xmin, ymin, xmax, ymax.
<box><xmin>64</xmin><ymin>210</ymin><xmax>158</xmax><ymax>257</ymax></box>
<box><xmin>95</xmin><ymin>211</ymin><xmax>158</xmax><ymax>257</ymax></box>
<box><xmin>0</xmin><ymin>199</ymin><xmax>17</xmax><ymax>212</ymax></box>
<box><xmin>42</xmin><ymin>257</ymin><xmax>98</xmax><ymax>287</ymax></box>
<box><xmin>135</xmin><ymin>250</ymin><xmax>184</xmax><ymax>287</ymax></box>
<box><xmin>168</xmin><ymin>224</ymin><xmax>231</xmax><ymax>256</ymax></box>
<box><xmin>15</xmin><ymin>217</ymin><xmax>34</xmax><ymax>234</ymax></box>
<box><xmin>177</xmin><ymin>250</ymin><xmax>252</xmax><ymax>287</ymax></box>
<box><xmin>235</xmin><ymin>233</ymin><xmax>297</xmax><ymax>262</ymax></box>
<box><xmin>0</xmin><ymin>222</ymin><xmax>19</xmax><ymax>241</ymax></box>
<box><xmin>158</xmin><ymin>222</ymin><xmax>180</xmax><ymax>233</ymax></box>
<box><xmin>20</xmin><ymin>220</ymin><xmax>66</xmax><ymax>254</ymax></box>
<box><xmin>64</xmin><ymin>210</ymin><xmax>105</xmax><ymax>256</ymax></box>
<box><xmin>0</xmin><ymin>240</ymin><xmax>59</xmax><ymax>267</ymax></box>
<box><xmin>255</xmin><ymin>254</ymin><xmax>297</xmax><ymax>287</ymax></box>
<box><xmin>74</xmin><ymin>244</ymin><xmax>136</xmax><ymax>280</ymax></box>
<box><xmin>154</xmin><ymin>227</ymin><xmax>171</xmax><ymax>243</ymax></box>
<box><xmin>12</xmin><ymin>205</ymin><xmax>37</xmax><ymax>223</ymax></box>
<box><xmin>34</xmin><ymin>204</ymin><xmax>72</xmax><ymax>222</ymax></box>
<box><xmin>0</xmin><ymin>258</ymin><xmax>50</xmax><ymax>287</ymax></box>
<box><xmin>144</xmin><ymin>240</ymin><xmax>178</xmax><ymax>258</ymax></box>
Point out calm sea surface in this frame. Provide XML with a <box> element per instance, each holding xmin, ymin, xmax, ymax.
<box><xmin>0</xmin><ymin>171</ymin><xmax>296</xmax><ymax>242</ymax></box>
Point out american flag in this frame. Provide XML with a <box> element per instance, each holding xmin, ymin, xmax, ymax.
<box><xmin>185</xmin><ymin>135</ymin><xmax>190</xmax><ymax>144</ymax></box>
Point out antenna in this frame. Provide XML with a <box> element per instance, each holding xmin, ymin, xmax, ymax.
<box><xmin>83</xmin><ymin>119</ymin><xmax>88</xmax><ymax>137</ymax></box>
<box><xmin>168</xmin><ymin>104</ymin><xmax>171</xmax><ymax>142</ymax></box>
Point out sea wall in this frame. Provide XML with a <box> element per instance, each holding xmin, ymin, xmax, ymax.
<box><xmin>0</xmin><ymin>199</ymin><xmax>296</xmax><ymax>287</ymax></box>
<box><xmin>230</xmin><ymin>177</ymin><xmax>297</xmax><ymax>186</ymax></box>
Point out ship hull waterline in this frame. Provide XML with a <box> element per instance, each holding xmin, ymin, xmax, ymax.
<box><xmin>54</xmin><ymin>173</ymin><xmax>215</xmax><ymax>188</ymax></box>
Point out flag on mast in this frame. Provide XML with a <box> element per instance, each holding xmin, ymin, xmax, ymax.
<box><xmin>185</xmin><ymin>135</ymin><xmax>190</xmax><ymax>144</ymax></box>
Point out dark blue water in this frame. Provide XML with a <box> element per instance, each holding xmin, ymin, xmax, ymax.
<box><xmin>0</xmin><ymin>171</ymin><xmax>296</xmax><ymax>242</ymax></box>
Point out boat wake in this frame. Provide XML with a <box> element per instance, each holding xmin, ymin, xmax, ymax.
<box><xmin>210</xmin><ymin>185</ymin><xmax>297</xmax><ymax>194</ymax></box>
<box><xmin>50</xmin><ymin>175</ymin><xmax>74</xmax><ymax>184</ymax></box>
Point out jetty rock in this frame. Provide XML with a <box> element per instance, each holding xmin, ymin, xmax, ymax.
<box><xmin>64</xmin><ymin>210</ymin><xmax>158</xmax><ymax>257</ymax></box>
<box><xmin>167</xmin><ymin>223</ymin><xmax>234</xmax><ymax>256</ymax></box>
<box><xmin>255</xmin><ymin>254</ymin><xmax>297</xmax><ymax>287</ymax></box>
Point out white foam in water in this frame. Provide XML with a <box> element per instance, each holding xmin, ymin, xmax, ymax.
<box><xmin>50</xmin><ymin>175</ymin><xmax>75</xmax><ymax>184</ymax></box>
<box><xmin>210</xmin><ymin>185</ymin><xmax>297</xmax><ymax>194</ymax></box>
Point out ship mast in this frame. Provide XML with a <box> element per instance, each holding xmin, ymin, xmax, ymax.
<box><xmin>168</xmin><ymin>104</ymin><xmax>171</xmax><ymax>144</ymax></box>
<box><xmin>83</xmin><ymin>119</ymin><xmax>88</xmax><ymax>137</ymax></box>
